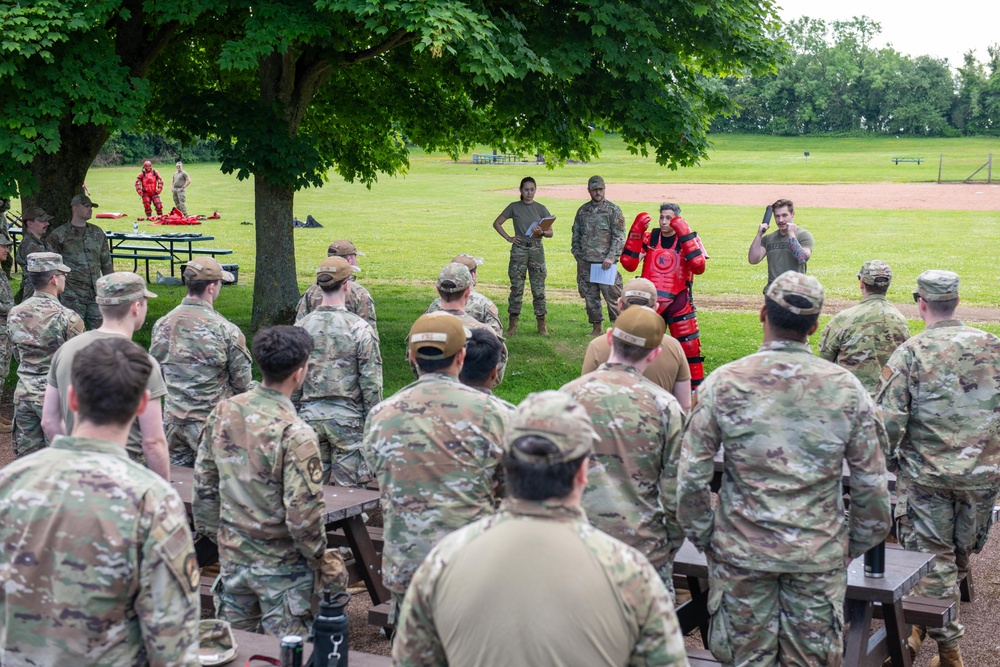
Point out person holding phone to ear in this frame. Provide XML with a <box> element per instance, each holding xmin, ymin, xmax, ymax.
<box><xmin>748</xmin><ymin>199</ymin><xmax>813</xmax><ymax>290</ymax></box>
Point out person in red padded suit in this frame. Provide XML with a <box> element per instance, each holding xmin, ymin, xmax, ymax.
<box><xmin>620</xmin><ymin>203</ymin><xmax>707</xmax><ymax>388</ymax></box>
<box><xmin>135</xmin><ymin>160</ymin><xmax>164</xmax><ymax>217</ymax></box>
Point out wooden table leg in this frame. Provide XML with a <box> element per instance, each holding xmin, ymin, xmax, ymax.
<box><xmin>844</xmin><ymin>599</ymin><xmax>875</xmax><ymax>666</ymax></box>
<box><xmin>675</xmin><ymin>577</ymin><xmax>709</xmax><ymax>641</ymax></box>
<box><xmin>883</xmin><ymin>600</ymin><xmax>912</xmax><ymax>667</ymax></box>
<box><xmin>340</xmin><ymin>514</ymin><xmax>390</xmax><ymax>605</ymax></box>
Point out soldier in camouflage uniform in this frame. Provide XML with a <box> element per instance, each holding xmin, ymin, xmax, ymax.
<box><xmin>562</xmin><ymin>305</ymin><xmax>686</xmax><ymax>594</ymax></box>
<box><xmin>295</xmin><ymin>239</ymin><xmax>377</xmax><ymax>340</ymax></box>
<box><xmin>393</xmin><ymin>390</ymin><xmax>689</xmax><ymax>667</ymax></box>
<box><xmin>364</xmin><ymin>313</ymin><xmax>507</xmax><ymax>622</ymax></box>
<box><xmin>820</xmin><ymin>260</ymin><xmax>910</xmax><ymax>395</ymax></box>
<box><xmin>458</xmin><ymin>327</ymin><xmax>515</xmax><ymax>418</ymax></box>
<box><xmin>875</xmin><ymin>270</ymin><xmax>1000</xmax><ymax>667</ymax></box>
<box><xmin>678</xmin><ymin>271</ymin><xmax>891</xmax><ymax>667</ymax></box>
<box><xmin>47</xmin><ymin>193</ymin><xmax>113</xmax><ymax>330</ymax></box>
<box><xmin>425</xmin><ymin>253</ymin><xmax>503</xmax><ymax>333</ymax></box>
<box><xmin>151</xmin><ymin>258</ymin><xmax>253</xmax><ymax>467</ymax></box>
<box><xmin>8</xmin><ymin>253</ymin><xmax>84</xmax><ymax>457</ymax></box>
<box><xmin>195</xmin><ymin>326</ymin><xmax>338</xmax><ymax>638</ymax></box>
<box><xmin>14</xmin><ymin>206</ymin><xmax>54</xmax><ymax>300</ymax></box>
<box><xmin>296</xmin><ymin>256</ymin><xmax>382</xmax><ymax>486</ymax></box>
<box><xmin>0</xmin><ymin>232</ymin><xmax>13</xmax><ymax>433</ymax></box>
<box><xmin>0</xmin><ymin>337</ymin><xmax>200</xmax><ymax>665</ymax></box>
<box><xmin>572</xmin><ymin>175</ymin><xmax>626</xmax><ymax>335</ymax></box>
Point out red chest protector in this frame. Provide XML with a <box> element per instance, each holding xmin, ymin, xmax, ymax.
<box><xmin>139</xmin><ymin>170</ymin><xmax>160</xmax><ymax>194</ymax></box>
<box><xmin>640</xmin><ymin>230</ymin><xmax>693</xmax><ymax>313</ymax></box>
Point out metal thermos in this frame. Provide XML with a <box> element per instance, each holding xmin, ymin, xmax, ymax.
<box><xmin>864</xmin><ymin>541</ymin><xmax>885</xmax><ymax>578</ymax></box>
<box><xmin>311</xmin><ymin>590</ymin><xmax>352</xmax><ymax>667</ymax></box>
<box><xmin>280</xmin><ymin>635</ymin><xmax>304</xmax><ymax>667</ymax></box>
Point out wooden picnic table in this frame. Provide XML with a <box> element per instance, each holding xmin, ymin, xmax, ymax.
<box><xmin>230</xmin><ymin>627</ymin><xmax>390</xmax><ymax>666</ymax></box>
<box><xmin>170</xmin><ymin>465</ymin><xmax>390</xmax><ymax>606</ymax></box>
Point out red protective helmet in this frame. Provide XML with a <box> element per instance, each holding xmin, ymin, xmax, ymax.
<box><xmin>143</xmin><ymin>160</ymin><xmax>152</xmax><ymax>169</ymax></box>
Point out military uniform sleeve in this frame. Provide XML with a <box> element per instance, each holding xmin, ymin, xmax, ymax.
<box><xmin>818</xmin><ymin>318</ymin><xmax>840</xmax><ymax>362</ymax></box>
<box><xmin>844</xmin><ymin>389</ymin><xmax>891</xmax><ymax>557</ymax></box>
<box><xmin>135</xmin><ymin>487</ymin><xmax>201</xmax><ymax>667</ymax></box>
<box><xmin>656</xmin><ymin>396</ymin><xmax>687</xmax><ymax>554</ymax></box>
<box><xmin>582</xmin><ymin>339</ymin><xmax>601</xmax><ymax>375</ymax></box>
<box><xmin>571</xmin><ymin>208</ymin><xmax>584</xmax><ymax>258</ymax></box>
<box><xmin>98</xmin><ymin>230</ymin><xmax>113</xmax><ymax>275</ymax></box>
<box><xmin>676</xmin><ymin>382</ymin><xmax>722</xmax><ymax>552</ymax></box>
<box><xmin>225</xmin><ymin>326</ymin><xmax>253</xmax><ymax>395</ymax></box>
<box><xmin>358</xmin><ymin>327</ymin><xmax>383</xmax><ymax>415</ymax></box>
<box><xmin>481</xmin><ymin>399</ymin><xmax>507</xmax><ymax>500</ymax></box>
<box><xmin>283</xmin><ymin>425</ymin><xmax>328</xmax><ymax>564</ymax></box>
<box><xmin>608</xmin><ymin>204</ymin><xmax>626</xmax><ymax>262</ymax></box>
<box><xmin>618</xmin><ymin>550</ymin><xmax>689</xmax><ymax>667</ymax></box>
<box><xmin>66</xmin><ymin>312</ymin><xmax>85</xmax><ymax>339</ymax></box>
<box><xmin>392</xmin><ymin>558</ymin><xmax>448</xmax><ymax>667</ymax></box>
<box><xmin>874</xmin><ymin>346</ymin><xmax>912</xmax><ymax>470</ymax></box>
<box><xmin>193</xmin><ymin>406</ymin><xmax>223</xmax><ymax>538</ymax></box>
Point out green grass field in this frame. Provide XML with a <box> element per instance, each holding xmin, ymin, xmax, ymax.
<box><xmin>7</xmin><ymin>133</ymin><xmax>1000</xmax><ymax>402</ymax></box>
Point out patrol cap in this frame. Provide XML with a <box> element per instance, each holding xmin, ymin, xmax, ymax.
<box><xmin>858</xmin><ymin>260</ymin><xmax>892</xmax><ymax>286</ymax></box>
<box><xmin>409</xmin><ymin>312</ymin><xmax>468</xmax><ymax>360</ymax></box>
<box><xmin>197</xmin><ymin>619</ymin><xmax>237</xmax><ymax>666</ymax></box>
<box><xmin>95</xmin><ymin>272</ymin><xmax>157</xmax><ymax>305</ymax></box>
<box><xmin>21</xmin><ymin>206</ymin><xmax>54</xmax><ymax>222</ymax></box>
<box><xmin>451</xmin><ymin>253</ymin><xmax>484</xmax><ymax>273</ymax></box>
<box><xmin>914</xmin><ymin>269</ymin><xmax>959</xmax><ymax>302</ymax></box>
<box><xmin>588</xmin><ymin>175</ymin><xmax>605</xmax><ymax>191</ymax></box>
<box><xmin>506</xmin><ymin>391</ymin><xmax>598</xmax><ymax>465</ymax></box>
<box><xmin>26</xmin><ymin>252</ymin><xmax>71</xmax><ymax>273</ymax></box>
<box><xmin>327</xmin><ymin>239</ymin><xmax>366</xmax><ymax>257</ymax></box>
<box><xmin>70</xmin><ymin>194</ymin><xmax>98</xmax><ymax>208</ymax></box>
<box><xmin>183</xmin><ymin>257</ymin><xmax>234</xmax><ymax>283</ymax></box>
<box><xmin>765</xmin><ymin>271</ymin><xmax>824</xmax><ymax>315</ymax></box>
<box><xmin>316</xmin><ymin>256</ymin><xmax>356</xmax><ymax>284</ymax></box>
<box><xmin>622</xmin><ymin>277</ymin><xmax>657</xmax><ymax>308</ymax></box>
<box><xmin>611</xmin><ymin>305</ymin><xmax>665</xmax><ymax>349</ymax></box>
<box><xmin>436</xmin><ymin>262</ymin><xmax>473</xmax><ymax>293</ymax></box>
<box><xmin>0</xmin><ymin>231</ymin><xmax>12</xmax><ymax>247</ymax></box>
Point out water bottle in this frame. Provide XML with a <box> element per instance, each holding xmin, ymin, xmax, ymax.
<box><xmin>133</xmin><ymin>220</ymin><xmax>139</xmax><ymax>235</ymax></box>
<box><xmin>310</xmin><ymin>590</ymin><xmax>351</xmax><ymax>667</ymax></box>
<box><xmin>864</xmin><ymin>541</ymin><xmax>885</xmax><ymax>578</ymax></box>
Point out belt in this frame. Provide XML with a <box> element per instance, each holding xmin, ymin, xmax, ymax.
<box><xmin>519</xmin><ymin>239</ymin><xmax>542</xmax><ymax>246</ymax></box>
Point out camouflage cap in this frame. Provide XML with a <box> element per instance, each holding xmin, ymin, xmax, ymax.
<box><xmin>765</xmin><ymin>270</ymin><xmax>824</xmax><ymax>315</ymax></box>
<box><xmin>858</xmin><ymin>260</ymin><xmax>893</xmax><ymax>286</ymax></box>
<box><xmin>327</xmin><ymin>239</ymin><xmax>366</xmax><ymax>257</ymax></box>
<box><xmin>316</xmin><ymin>256</ymin><xmax>356</xmax><ymax>284</ymax></box>
<box><xmin>21</xmin><ymin>206</ymin><xmax>54</xmax><ymax>222</ymax></box>
<box><xmin>70</xmin><ymin>194</ymin><xmax>98</xmax><ymax>208</ymax></box>
<box><xmin>612</xmin><ymin>305</ymin><xmax>665</xmax><ymax>349</ymax></box>
<box><xmin>451</xmin><ymin>253</ymin><xmax>484</xmax><ymax>273</ymax></box>
<box><xmin>622</xmin><ymin>277</ymin><xmax>658</xmax><ymax>308</ymax></box>
<box><xmin>197</xmin><ymin>619</ymin><xmax>237</xmax><ymax>666</ymax></box>
<box><xmin>183</xmin><ymin>257</ymin><xmax>234</xmax><ymax>283</ymax></box>
<box><xmin>436</xmin><ymin>262</ymin><xmax>473</xmax><ymax>293</ymax></box>
<box><xmin>915</xmin><ymin>269</ymin><xmax>959</xmax><ymax>302</ymax></box>
<box><xmin>506</xmin><ymin>391</ymin><xmax>598</xmax><ymax>465</ymax></box>
<box><xmin>409</xmin><ymin>312</ymin><xmax>468</xmax><ymax>360</ymax></box>
<box><xmin>26</xmin><ymin>252</ymin><xmax>71</xmax><ymax>273</ymax></box>
<box><xmin>95</xmin><ymin>272</ymin><xmax>157</xmax><ymax>305</ymax></box>
<box><xmin>0</xmin><ymin>231</ymin><xmax>12</xmax><ymax>247</ymax></box>
<box><xmin>587</xmin><ymin>175</ymin><xmax>606</xmax><ymax>191</ymax></box>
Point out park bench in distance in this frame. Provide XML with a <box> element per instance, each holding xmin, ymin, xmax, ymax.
<box><xmin>891</xmin><ymin>157</ymin><xmax>924</xmax><ymax>164</ymax></box>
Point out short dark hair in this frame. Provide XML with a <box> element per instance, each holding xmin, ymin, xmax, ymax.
<box><xmin>71</xmin><ymin>337</ymin><xmax>152</xmax><ymax>427</ymax></box>
<box><xmin>185</xmin><ymin>278</ymin><xmax>215</xmax><ymax>297</ymax></box>
<box><xmin>438</xmin><ymin>288</ymin><xmax>466</xmax><ymax>304</ymax></box>
<box><xmin>459</xmin><ymin>328</ymin><xmax>501</xmax><ymax>385</ymax></box>
<box><xmin>866</xmin><ymin>282</ymin><xmax>889</xmax><ymax>295</ymax></box>
<box><xmin>318</xmin><ymin>278</ymin><xmax>347</xmax><ymax>293</ymax></box>
<box><xmin>925</xmin><ymin>299</ymin><xmax>958</xmax><ymax>317</ymax></box>
<box><xmin>504</xmin><ymin>436</ymin><xmax>586</xmax><ymax>501</ymax></box>
<box><xmin>28</xmin><ymin>270</ymin><xmax>59</xmax><ymax>290</ymax></box>
<box><xmin>659</xmin><ymin>202</ymin><xmax>681</xmax><ymax>216</ymax></box>
<box><xmin>772</xmin><ymin>198</ymin><xmax>794</xmax><ymax>214</ymax></box>
<box><xmin>415</xmin><ymin>353</ymin><xmax>457</xmax><ymax>374</ymax></box>
<box><xmin>611</xmin><ymin>336</ymin><xmax>653</xmax><ymax>363</ymax></box>
<box><xmin>765</xmin><ymin>296</ymin><xmax>818</xmax><ymax>338</ymax></box>
<box><xmin>254</xmin><ymin>326</ymin><xmax>314</xmax><ymax>383</ymax></box>
<box><xmin>99</xmin><ymin>301</ymin><xmax>138</xmax><ymax>321</ymax></box>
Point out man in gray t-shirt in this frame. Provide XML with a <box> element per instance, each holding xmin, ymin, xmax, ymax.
<box><xmin>747</xmin><ymin>198</ymin><xmax>813</xmax><ymax>290</ymax></box>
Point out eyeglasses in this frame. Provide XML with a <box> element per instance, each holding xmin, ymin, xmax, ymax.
<box><xmin>912</xmin><ymin>292</ymin><xmax>923</xmax><ymax>303</ymax></box>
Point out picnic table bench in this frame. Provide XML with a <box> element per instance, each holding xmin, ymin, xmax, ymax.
<box><xmin>106</xmin><ymin>232</ymin><xmax>234</xmax><ymax>280</ymax></box>
<box><xmin>891</xmin><ymin>157</ymin><xmax>924</xmax><ymax>165</ymax></box>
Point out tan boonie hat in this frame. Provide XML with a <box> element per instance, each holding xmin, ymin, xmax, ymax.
<box><xmin>765</xmin><ymin>271</ymin><xmax>824</xmax><ymax>315</ymax></box>
<box><xmin>0</xmin><ymin>231</ymin><xmax>12</xmax><ymax>247</ymax></box>
<box><xmin>622</xmin><ymin>277</ymin><xmax>658</xmax><ymax>308</ymax></box>
<box><xmin>915</xmin><ymin>269</ymin><xmax>959</xmax><ymax>302</ymax></box>
<box><xmin>506</xmin><ymin>391</ymin><xmax>598</xmax><ymax>465</ymax></box>
<box><xmin>21</xmin><ymin>206</ymin><xmax>54</xmax><ymax>222</ymax></box>
<box><xmin>408</xmin><ymin>312</ymin><xmax>468</xmax><ymax>360</ymax></box>
<box><xmin>451</xmin><ymin>253</ymin><xmax>484</xmax><ymax>273</ymax></box>
<box><xmin>95</xmin><ymin>272</ymin><xmax>157</xmax><ymax>305</ymax></box>
<box><xmin>588</xmin><ymin>175</ymin><xmax>605</xmax><ymax>191</ymax></box>
<box><xmin>327</xmin><ymin>239</ymin><xmax>366</xmax><ymax>257</ymax></box>
<box><xmin>858</xmin><ymin>260</ymin><xmax>892</xmax><ymax>286</ymax></box>
<box><xmin>26</xmin><ymin>252</ymin><xmax>71</xmax><ymax>273</ymax></box>
<box><xmin>436</xmin><ymin>262</ymin><xmax>473</xmax><ymax>293</ymax></box>
<box><xmin>316</xmin><ymin>256</ymin><xmax>356</xmax><ymax>284</ymax></box>
<box><xmin>197</xmin><ymin>619</ymin><xmax>238</xmax><ymax>666</ymax></box>
<box><xmin>183</xmin><ymin>258</ymin><xmax>235</xmax><ymax>283</ymax></box>
<box><xmin>70</xmin><ymin>194</ymin><xmax>98</xmax><ymax>208</ymax></box>
<box><xmin>612</xmin><ymin>305</ymin><xmax>665</xmax><ymax>349</ymax></box>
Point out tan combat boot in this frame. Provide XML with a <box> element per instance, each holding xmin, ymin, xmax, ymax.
<box><xmin>589</xmin><ymin>321</ymin><xmax>603</xmax><ymax>337</ymax></box>
<box><xmin>537</xmin><ymin>316</ymin><xmax>549</xmax><ymax>336</ymax></box>
<box><xmin>929</xmin><ymin>644</ymin><xmax>964</xmax><ymax>667</ymax></box>
<box><xmin>505</xmin><ymin>315</ymin><xmax>518</xmax><ymax>336</ymax></box>
<box><xmin>885</xmin><ymin>625</ymin><xmax>925</xmax><ymax>665</ymax></box>
<box><xmin>0</xmin><ymin>420</ymin><xmax>10</xmax><ymax>434</ymax></box>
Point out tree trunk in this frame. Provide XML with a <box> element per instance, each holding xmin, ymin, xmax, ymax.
<box><xmin>24</xmin><ymin>120</ymin><xmax>110</xmax><ymax>226</ymax></box>
<box><xmin>250</xmin><ymin>174</ymin><xmax>300</xmax><ymax>330</ymax></box>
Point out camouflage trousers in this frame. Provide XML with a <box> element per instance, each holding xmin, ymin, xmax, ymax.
<box><xmin>60</xmin><ymin>288</ymin><xmax>102</xmax><ymax>330</ymax></box>
<box><xmin>166</xmin><ymin>420</ymin><xmax>205</xmax><ymax>468</ymax></box>
<box><xmin>707</xmin><ymin>557</ymin><xmax>846</xmax><ymax>667</ymax></box>
<box><xmin>0</xmin><ymin>329</ymin><xmax>10</xmax><ymax>393</ymax></box>
<box><xmin>172</xmin><ymin>188</ymin><xmax>187</xmax><ymax>215</ymax></box>
<box><xmin>895</xmin><ymin>478</ymin><xmax>998</xmax><ymax>648</ymax></box>
<box><xmin>305</xmin><ymin>416</ymin><xmax>370</xmax><ymax>487</ymax></box>
<box><xmin>214</xmin><ymin>566</ymin><xmax>314</xmax><ymax>638</ymax></box>
<box><xmin>575</xmin><ymin>260</ymin><xmax>622</xmax><ymax>324</ymax></box>
<box><xmin>141</xmin><ymin>193</ymin><xmax>163</xmax><ymax>216</ymax></box>
<box><xmin>13</xmin><ymin>398</ymin><xmax>47</xmax><ymax>458</ymax></box>
<box><xmin>507</xmin><ymin>241</ymin><xmax>547</xmax><ymax>317</ymax></box>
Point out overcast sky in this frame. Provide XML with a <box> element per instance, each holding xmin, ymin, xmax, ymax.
<box><xmin>776</xmin><ymin>0</ymin><xmax>998</xmax><ymax>68</ymax></box>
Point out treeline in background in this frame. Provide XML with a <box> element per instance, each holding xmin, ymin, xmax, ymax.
<box><xmin>712</xmin><ymin>16</ymin><xmax>1000</xmax><ymax>137</ymax></box>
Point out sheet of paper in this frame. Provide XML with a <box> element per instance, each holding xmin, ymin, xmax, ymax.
<box><xmin>589</xmin><ymin>263</ymin><xmax>617</xmax><ymax>285</ymax></box>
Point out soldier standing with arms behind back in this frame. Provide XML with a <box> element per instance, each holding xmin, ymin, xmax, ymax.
<box><xmin>14</xmin><ymin>206</ymin><xmax>54</xmax><ymax>300</ymax></box>
<box><xmin>47</xmin><ymin>193</ymin><xmax>113</xmax><ymax>330</ymax></box>
<box><xmin>572</xmin><ymin>175</ymin><xmax>626</xmax><ymax>336</ymax></box>
<box><xmin>0</xmin><ymin>231</ymin><xmax>14</xmax><ymax>433</ymax></box>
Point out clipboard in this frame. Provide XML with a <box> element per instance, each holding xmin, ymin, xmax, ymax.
<box><xmin>526</xmin><ymin>215</ymin><xmax>556</xmax><ymax>237</ymax></box>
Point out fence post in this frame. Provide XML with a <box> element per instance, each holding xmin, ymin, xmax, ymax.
<box><xmin>989</xmin><ymin>154</ymin><xmax>993</xmax><ymax>184</ymax></box>
<box><xmin>938</xmin><ymin>154</ymin><xmax>943</xmax><ymax>184</ymax></box>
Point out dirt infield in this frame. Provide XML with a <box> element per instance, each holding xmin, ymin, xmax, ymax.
<box><xmin>510</xmin><ymin>182</ymin><xmax>1000</xmax><ymax>210</ymax></box>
